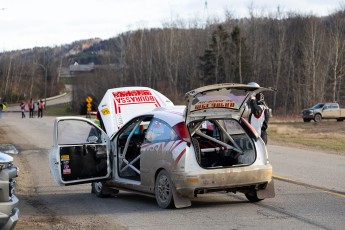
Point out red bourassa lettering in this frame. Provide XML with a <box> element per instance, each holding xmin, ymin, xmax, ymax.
<box><xmin>115</xmin><ymin>96</ymin><xmax>156</xmax><ymax>104</ymax></box>
<box><xmin>112</xmin><ymin>90</ymin><xmax>152</xmax><ymax>98</ymax></box>
<box><xmin>194</xmin><ymin>100</ymin><xmax>235</xmax><ymax>110</ymax></box>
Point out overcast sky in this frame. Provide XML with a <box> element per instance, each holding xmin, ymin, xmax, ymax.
<box><xmin>0</xmin><ymin>0</ymin><xmax>343</xmax><ymax>51</ymax></box>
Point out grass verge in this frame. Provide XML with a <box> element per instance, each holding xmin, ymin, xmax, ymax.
<box><xmin>268</xmin><ymin>117</ymin><xmax>345</xmax><ymax>155</ymax></box>
<box><xmin>45</xmin><ymin>104</ymin><xmax>78</xmax><ymax>116</ymax></box>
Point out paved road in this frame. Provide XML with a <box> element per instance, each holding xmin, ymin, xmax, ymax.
<box><xmin>0</xmin><ymin>112</ymin><xmax>344</xmax><ymax>230</ymax></box>
<box><xmin>3</xmin><ymin>84</ymin><xmax>72</xmax><ymax>112</ymax></box>
<box><xmin>268</xmin><ymin>145</ymin><xmax>345</xmax><ymax>193</ymax></box>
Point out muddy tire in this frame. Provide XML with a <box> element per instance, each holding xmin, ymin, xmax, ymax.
<box><xmin>155</xmin><ymin>170</ymin><xmax>175</xmax><ymax>209</ymax></box>
<box><xmin>91</xmin><ymin>182</ymin><xmax>118</xmax><ymax>198</ymax></box>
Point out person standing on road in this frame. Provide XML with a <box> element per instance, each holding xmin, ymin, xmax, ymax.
<box><xmin>37</xmin><ymin>99</ymin><xmax>45</xmax><ymax>118</ymax></box>
<box><xmin>20</xmin><ymin>101</ymin><xmax>26</xmax><ymax>118</ymax></box>
<box><xmin>248</xmin><ymin>92</ymin><xmax>270</xmax><ymax>145</ymax></box>
<box><xmin>0</xmin><ymin>102</ymin><xmax>6</xmax><ymax>119</ymax></box>
<box><xmin>28</xmin><ymin>98</ymin><xmax>35</xmax><ymax>118</ymax></box>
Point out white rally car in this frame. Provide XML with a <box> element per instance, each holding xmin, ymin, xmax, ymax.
<box><xmin>49</xmin><ymin>84</ymin><xmax>275</xmax><ymax>208</ymax></box>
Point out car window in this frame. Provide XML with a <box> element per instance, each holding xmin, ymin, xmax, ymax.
<box><xmin>223</xmin><ymin>119</ymin><xmax>246</xmax><ymax>135</ymax></box>
<box><xmin>200</xmin><ymin>120</ymin><xmax>220</xmax><ymax>140</ymax></box>
<box><xmin>144</xmin><ymin>119</ymin><xmax>178</xmax><ymax>143</ymax></box>
<box><xmin>58</xmin><ymin>120</ymin><xmax>102</xmax><ymax>145</ymax></box>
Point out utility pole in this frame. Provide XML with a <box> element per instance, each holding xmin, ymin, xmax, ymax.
<box><xmin>34</xmin><ymin>63</ymin><xmax>47</xmax><ymax>108</ymax></box>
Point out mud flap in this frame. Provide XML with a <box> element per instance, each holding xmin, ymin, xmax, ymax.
<box><xmin>257</xmin><ymin>179</ymin><xmax>275</xmax><ymax>199</ymax></box>
<box><xmin>172</xmin><ymin>185</ymin><xmax>191</xmax><ymax>208</ymax></box>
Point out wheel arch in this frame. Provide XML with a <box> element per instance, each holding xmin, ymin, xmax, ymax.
<box><xmin>314</xmin><ymin>113</ymin><xmax>322</xmax><ymax>122</ymax></box>
<box><xmin>154</xmin><ymin>167</ymin><xmax>191</xmax><ymax>208</ymax></box>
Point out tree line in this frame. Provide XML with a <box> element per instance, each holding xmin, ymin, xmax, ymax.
<box><xmin>1</xmin><ymin>7</ymin><xmax>345</xmax><ymax>115</ymax></box>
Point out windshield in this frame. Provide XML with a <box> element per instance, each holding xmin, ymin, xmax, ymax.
<box><xmin>311</xmin><ymin>103</ymin><xmax>324</xmax><ymax>109</ymax></box>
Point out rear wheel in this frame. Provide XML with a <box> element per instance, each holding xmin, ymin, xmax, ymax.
<box><xmin>314</xmin><ymin>114</ymin><xmax>322</xmax><ymax>122</ymax></box>
<box><xmin>245</xmin><ymin>191</ymin><xmax>264</xmax><ymax>202</ymax></box>
<box><xmin>155</xmin><ymin>170</ymin><xmax>174</xmax><ymax>209</ymax></box>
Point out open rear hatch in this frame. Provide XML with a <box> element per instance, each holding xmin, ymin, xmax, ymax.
<box><xmin>184</xmin><ymin>83</ymin><xmax>274</xmax><ymax>168</ymax></box>
<box><xmin>184</xmin><ymin>83</ymin><xmax>273</xmax><ymax>123</ymax></box>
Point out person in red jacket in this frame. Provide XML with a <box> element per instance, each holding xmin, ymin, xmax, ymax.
<box><xmin>37</xmin><ymin>99</ymin><xmax>45</xmax><ymax>118</ymax></box>
<box><xmin>28</xmin><ymin>98</ymin><xmax>35</xmax><ymax>118</ymax></box>
<box><xmin>20</xmin><ymin>101</ymin><xmax>26</xmax><ymax>118</ymax></box>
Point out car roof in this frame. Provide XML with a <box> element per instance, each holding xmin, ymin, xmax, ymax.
<box><xmin>152</xmin><ymin>106</ymin><xmax>185</xmax><ymax>127</ymax></box>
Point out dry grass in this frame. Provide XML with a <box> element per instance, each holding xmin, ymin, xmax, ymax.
<box><xmin>268</xmin><ymin>117</ymin><xmax>345</xmax><ymax>155</ymax></box>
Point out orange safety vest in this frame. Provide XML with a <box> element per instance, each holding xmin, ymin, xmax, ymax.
<box><xmin>29</xmin><ymin>101</ymin><xmax>34</xmax><ymax>109</ymax></box>
<box><xmin>39</xmin><ymin>101</ymin><xmax>45</xmax><ymax>109</ymax></box>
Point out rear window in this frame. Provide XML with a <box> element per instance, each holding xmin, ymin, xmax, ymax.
<box><xmin>144</xmin><ymin>118</ymin><xmax>178</xmax><ymax>143</ymax></box>
<box><xmin>190</xmin><ymin>88</ymin><xmax>248</xmax><ymax>112</ymax></box>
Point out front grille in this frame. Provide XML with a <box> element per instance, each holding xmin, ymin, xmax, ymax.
<box><xmin>303</xmin><ymin>110</ymin><xmax>312</xmax><ymax>116</ymax></box>
<box><xmin>9</xmin><ymin>178</ymin><xmax>16</xmax><ymax>197</ymax></box>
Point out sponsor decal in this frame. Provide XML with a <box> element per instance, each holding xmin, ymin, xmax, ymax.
<box><xmin>101</xmin><ymin>108</ymin><xmax>110</xmax><ymax>115</ymax></box>
<box><xmin>63</xmin><ymin>169</ymin><xmax>71</xmax><ymax>174</ymax></box>
<box><xmin>112</xmin><ymin>89</ymin><xmax>159</xmax><ymax>105</ymax></box>
<box><xmin>60</xmin><ymin>155</ymin><xmax>69</xmax><ymax>161</ymax></box>
<box><xmin>193</xmin><ymin>99</ymin><xmax>235</xmax><ymax>110</ymax></box>
<box><xmin>62</xmin><ymin>160</ymin><xmax>71</xmax><ymax>174</ymax></box>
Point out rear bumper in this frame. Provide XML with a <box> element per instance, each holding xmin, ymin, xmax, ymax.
<box><xmin>172</xmin><ymin>165</ymin><xmax>273</xmax><ymax>198</ymax></box>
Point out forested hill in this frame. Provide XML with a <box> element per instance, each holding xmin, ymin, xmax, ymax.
<box><xmin>1</xmin><ymin>9</ymin><xmax>345</xmax><ymax>116</ymax></box>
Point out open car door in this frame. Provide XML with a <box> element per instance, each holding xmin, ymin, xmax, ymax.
<box><xmin>49</xmin><ymin>117</ymin><xmax>112</xmax><ymax>186</ymax></box>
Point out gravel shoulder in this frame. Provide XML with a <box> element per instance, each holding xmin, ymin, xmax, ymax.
<box><xmin>0</xmin><ymin>114</ymin><xmax>126</xmax><ymax>230</ymax></box>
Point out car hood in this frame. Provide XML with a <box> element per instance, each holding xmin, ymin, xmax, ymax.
<box><xmin>184</xmin><ymin>83</ymin><xmax>274</xmax><ymax>123</ymax></box>
<box><xmin>0</xmin><ymin>152</ymin><xmax>13</xmax><ymax>168</ymax></box>
<box><xmin>98</xmin><ymin>87</ymin><xmax>174</xmax><ymax>137</ymax></box>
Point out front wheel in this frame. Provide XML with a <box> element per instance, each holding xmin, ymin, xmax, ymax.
<box><xmin>303</xmin><ymin>118</ymin><xmax>311</xmax><ymax>122</ymax></box>
<box><xmin>91</xmin><ymin>182</ymin><xmax>118</xmax><ymax>198</ymax></box>
<box><xmin>314</xmin><ymin>114</ymin><xmax>322</xmax><ymax>122</ymax></box>
<box><xmin>155</xmin><ymin>170</ymin><xmax>175</xmax><ymax>209</ymax></box>
<box><xmin>245</xmin><ymin>191</ymin><xmax>264</xmax><ymax>202</ymax></box>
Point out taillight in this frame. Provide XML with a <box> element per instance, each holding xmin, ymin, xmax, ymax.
<box><xmin>241</xmin><ymin>117</ymin><xmax>259</xmax><ymax>139</ymax></box>
<box><xmin>173</xmin><ymin>122</ymin><xmax>191</xmax><ymax>143</ymax></box>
